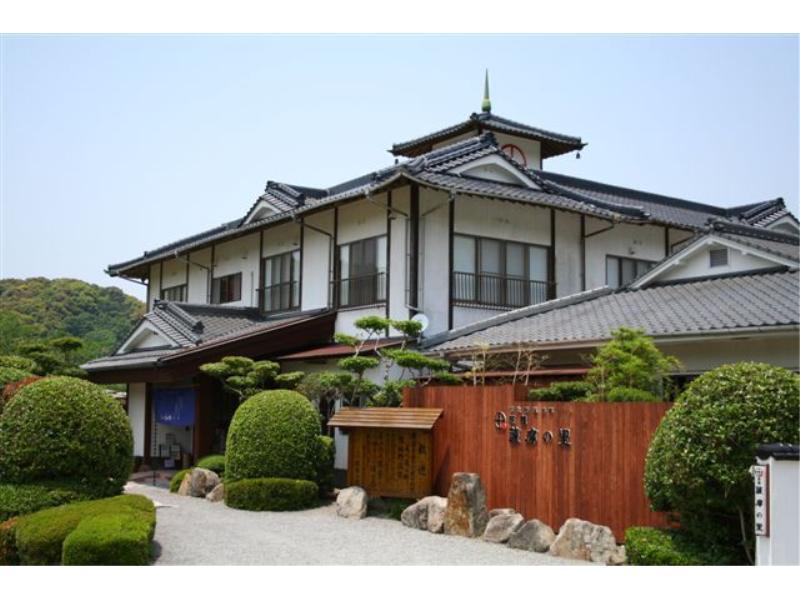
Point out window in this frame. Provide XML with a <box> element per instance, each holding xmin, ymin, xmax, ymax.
<box><xmin>262</xmin><ymin>250</ymin><xmax>300</xmax><ymax>313</ymax></box>
<box><xmin>709</xmin><ymin>248</ymin><xmax>729</xmax><ymax>268</ymax></box>
<box><xmin>453</xmin><ymin>234</ymin><xmax>550</xmax><ymax>307</ymax></box>
<box><xmin>605</xmin><ymin>256</ymin><xmax>656</xmax><ymax>289</ymax></box>
<box><xmin>211</xmin><ymin>272</ymin><xmax>242</xmax><ymax>304</ymax></box>
<box><xmin>161</xmin><ymin>284</ymin><xmax>187</xmax><ymax>302</ymax></box>
<box><xmin>336</xmin><ymin>236</ymin><xmax>387</xmax><ymax>307</ymax></box>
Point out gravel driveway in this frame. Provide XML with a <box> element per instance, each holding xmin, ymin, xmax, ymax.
<box><xmin>126</xmin><ymin>483</ymin><xmax>589</xmax><ymax>566</ymax></box>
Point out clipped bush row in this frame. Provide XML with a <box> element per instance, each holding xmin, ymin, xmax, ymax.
<box><xmin>225</xmin><ymin>478</ymin><xmax>318</xmax><ymax>512</ymax></box>
<box><xmin>529</xmin><ymin>381</ymin><xmax>591</xmax><ymax>402</ymax></box>
<box><xmin>196</xmin><ymin>454</ymin><xmax>226</xmax><ymax>476</ymax></box>
<box><xmin>0</xmin><ymin>483</ymin><xmax>90</xmax><ymax>522</ymax></box>
<box><xmin>625</xmin><ymin>527</ymin><xmax>737</xmax><ymax>566</ymax></box>
<box><xmin>5</xmin><ymin>494</ymin><xmax>155</xmax><ymax>566</ymax></box>
<box><xmin>314</xmin><ymin>435</ymin><xmax>335</xmax><ymax>495</ymax></box>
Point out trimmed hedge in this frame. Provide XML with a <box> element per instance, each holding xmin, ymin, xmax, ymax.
<box><xmin>625</xmin><ymin>527</ymin><xmax>736</xmax><ymax>566</ymax></box>
<box><xmin>14</xmin><ymin>494</ymin><xmax>154</xmax><ymax>566</ymax></box>
<box><xmin>225</xmin><ymin>478</ymin><xmax>318</xmax><ymax>511</ymax></box>
<box><xmin>0</xmin><ymin>355</ymin><xmax>38</xmax><ymax>373</ymax></box>
<box><xmin>196</xmin><ymin>454</ymin><xmax>226</xmax><ymax>476</ymax></box>
<box><xmin>62</xmin><ymin>512</ymin><xmax>154</xmax><ymax>566</ymax></box>
<box><xmin>225</xmin><ymin>389</ymin><xmax>321</xmax><ymax>482</ymax></box>
<box><xmin>169</xmin><ymin>468</ymin><xmax>192</xmax><ymax>493</ymax></box>
<box><xmin>0</xmin><ymin>377</ymin><xmax>133</xmax><ymax>494</ymax></box>
<box><xmin>529</xmin><ymin>381</ymin><xmax>591</xmax><ymax>402</ymax></box>
<box><xmin>0</xmin><ymin>483</ymin><xmax>89</xmax><ymax>522</ymax></box>
<box><xmin>314</xmin><ymin>435</ymin><xmax>335</xmax><ymax>495</ymax></box>
<box><xmin>605</xmin><ymin>386</ymin><xmax>659</xmax><ymax>403</ymax></box>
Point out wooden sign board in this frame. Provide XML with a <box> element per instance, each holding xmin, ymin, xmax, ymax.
<box><xmin>347</xmin><ymin>428</ymin><xmax>433</xmax><ymax>499</ymax></box>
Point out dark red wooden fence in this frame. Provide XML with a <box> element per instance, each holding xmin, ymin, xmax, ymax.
<box><xmin>403</xmin><ymin>385</ymin><xmax>671</xmax><ymax>539</ymax></box>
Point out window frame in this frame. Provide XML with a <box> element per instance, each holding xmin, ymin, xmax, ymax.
<box><xmin>210</xmin><ymin>272</ymin><xmax>242</xmax><ymax>305</ymax></box>
<box><xmin>709</xmin><ymin>247</ymin><xmax>729</xmax><ymax>268</ymax></box>
<box><xmin>335</xmin><ymin>234</ymin><xmax>388</xmax><ymax>308</ymax></box>
<box><xmin>261</xmin><ymin>249</ymin><xmax>301</xmax><ymax>314</ymax></box>
<box><xmin>161</xmin><ymin>284</ymin><xmax>187</xmax><ymax>302</ymax></box>
<box><xmin>605</xmin><ymin>255</ymin><xmax>657</xmax><ymax>289</ymax></box>
<box><xmin>452</xmin><ymin>233</ymin><xmax>551</xmax><ymax>308</ymax></box>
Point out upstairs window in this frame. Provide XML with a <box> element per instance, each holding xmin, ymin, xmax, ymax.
<box><xmin>211</xmin><ymin>272</ymin><xmax>242</xmax><ymax>304</ymax></box>
<box><xmin>709</xmin><ymin>248</ymin><xmax>729</xmax><ymax>268</ymax></box>
<box><xmin>606</xmin><ymin>255</ymin><xmax>656</xmax><ymax>289</ymax></box>
<box><xmin>336</xmin><ymin>235</ymin><xmax>387</xmax><ymax>308</ymax></box>
<box><xmin>262</xmin><ymin>250</ymin><xmax>300</xmax><ymax>313</ymax></box>
<box><xmin>161</xmin><ymin>284</ymin><xmax>187</xmax><ymax>302</ymax></box>
<box><xmin>453</xmin><ymin>234</ymin><xmax>550</xmax><ymax>307</ymax></box>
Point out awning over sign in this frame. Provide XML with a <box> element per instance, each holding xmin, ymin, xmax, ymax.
<box><xmin>327</xmin><ymin>407</ymin><xmax>443</xmax><ymax>430</ymax></box>
<box><xmin>154</xmin><ymin>387</ymin><xmax>196</xmax><ymax>426</ymax></box>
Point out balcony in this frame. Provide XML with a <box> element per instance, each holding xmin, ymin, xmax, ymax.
<box><xmin>452</xmin><ymin>271</ymin><xmax>552</xmax><ymax>309</ymax></box>
<box><xmin>261</xmin><ymin>281</ymin><xmax>300</xmax><ymax>314</ymax></box>
<box><xmin>330</xmin><ymin>272</ymin><xmax>387</xmax><ymax>309</ymax></box>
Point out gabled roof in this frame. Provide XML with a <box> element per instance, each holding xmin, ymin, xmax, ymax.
<box><xmin>427</xmin><ymin>268</ymin><xmax>799</xmax><ymax>355</ymax></box>
<box><xmin>390</xmin><ymin>111</ymin><xmax>585</xmax><ymax>159</ymax></box>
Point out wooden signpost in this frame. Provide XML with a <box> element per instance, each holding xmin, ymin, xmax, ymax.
<box><xmin>327</xmin><ymin>407</ymin><xmax>443</xmax><ymax>499</ymax></box>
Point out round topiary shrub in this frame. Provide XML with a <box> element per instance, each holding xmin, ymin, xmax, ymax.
<box><xmin>225</xmin><ymin>389</ymin><xmax>321</xmax><ymax>482</ymax></box>
<box><xmin>0</xmin><ymin>377</ymin><xmax>133</xmax><ymax>495</ymax></box>
<box><xmin>225</xmin><ymin>478</ymin><xmax>318</xmax><ymax>511</ymax></box>
<box><xmin>196</xmin><ymin>454</ymin><xmax>225</xmax><ymax>476</ymax></box>
<box><xmin>644</xmin><ymin>362</ymin><xmax>800</xmax><ymax>562</ymax></box>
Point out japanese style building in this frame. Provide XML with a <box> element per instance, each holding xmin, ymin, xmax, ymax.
<box><xmin>83</xmin><ymin>82</ymin><xmax>800</xmax><ymax>467</ymax></box>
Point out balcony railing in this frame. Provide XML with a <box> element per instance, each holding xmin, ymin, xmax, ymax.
<box><xmin>261</xmin><ymin>281</ymin><xmax>300</xmax><ymax>314</ymax></box>
<box><xmin>452</xmin><ymin>271</ymin><xmax>552</xmax><ymax>309</ymax></box>
<box><xmin>330</xmin><ymin>272</ymin><xmax>387</xmax><ymax>309</ymax></box>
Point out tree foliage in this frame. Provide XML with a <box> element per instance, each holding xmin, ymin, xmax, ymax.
<box><xmin>644</xmin><ymin>362</ymin><xmax>800</xmax><ymax>564</ymax></box>
<box><xmin>0</xmin><ymin>278</ymin><xmax>144</xmax><ymax>365</ymax></box>
<box><xmin>199</xmin><ymin>356</ymin><xmax>304</xmax><ymax>401</ymax></box>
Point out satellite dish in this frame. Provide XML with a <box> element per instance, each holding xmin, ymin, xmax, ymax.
<box><xmin>411</xmin><ymin>313</ymin><xmax>430</xmax><ymax>334</ymax></box>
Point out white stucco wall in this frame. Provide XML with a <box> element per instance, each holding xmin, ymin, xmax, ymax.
<box><xmin>159</xmin><ymin>257</ymin><xmax>187</xmax><ymax>291</ymax></box>
<box><xmin>336</xmin><ymin>196</ymin><xmax>387</xmax><ymax>245</ymax></box>
<box><xmin>419</xmin><ymin>188</ymin><xmax>451</xmax><ymax>335</ymax></box>
<box><xmin>388</xmin><ymin>187</ymin><xmax>410</xmax><ymax>321</ymax></box>
<box><xmin>212</xmin><ymin>233</ymin><xmax>261</xmax><ymax>307</ymax></box>
<box><xmin>128</xmin><ymin>382</ymin><xmax>146</xmax><ymax>458</ymax></box>
<box><xmin>187</xmin><ymin>247</ymin><xmax>212</xmax><ymax>304</ymax></box>
<box><xmin>554</xmin><ymin>210</ymin><xmax>582</xmax><ymax>297</ymax></box>
<box><xmin>657</xmin><ymin>242</ymin><xmax>778</xmax><ymax>282</ymax></box>
<box><xmin>659</xmin><ymin>333</ymin><xmax>799</xmax><ymax>372</ymax></box>
<box><xmin>301</xmin><ymin>210</ymin><xmax>334</xmax><ymax>311</ymax></box>
<box><xmin>454</xmin><ymin>194</ymin><xmax>550</xmax><ymax>245</ymax></box>
<box><xmin>584</xmin><ymin>220</ymin><xmax>667</xmax><ymax>290</ymax></box>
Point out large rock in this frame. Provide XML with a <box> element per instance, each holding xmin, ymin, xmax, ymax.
<box><xmin>205</xmin><ymin>483</ymin><xmax>225</xmax><ymax>502</ymax></box>
<box><xmin>488</xmin><ymin>508</ymin><xmax>516</xmax><ymax>518</ymax></box>
<box><xmin>176</xmin><ymin>468</ymin><xmax>220</xmax><ymax>498</ymax></box>
<box><xmin>401</xmin><ymin>496</ymin><xmax>448</xmax><ymax>533</ymax></box>
<box><xmin>548</xmin><ymin>518</ymin><xmax>620</xmax><ymax>564</ymax></box>
<box><xmin>508</xmin><ymin>519</ymin><xmax>556</xmax><ymax>552</ymax></box>
<box><xmin>443</xmin><ymin>472</ymin><xmax>489</xmax><ymax>537</ymax></box>
<box><xmin>608</xmin><ymin>544</ymin><xmax>627</xmax><ymax>566</ymax></box>
<box><xmin>483</xmin><ymin>512</ymin><xmax>524</xmax><ymax>543</ymax></box>
<box><xmin>336</xmin><ymin>486</ymin><xmax>368</xmax><ymax>519</ymax></box>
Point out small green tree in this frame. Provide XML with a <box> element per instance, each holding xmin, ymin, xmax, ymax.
<box><xmin>48</xmin><ymin>337</ymin><xmax>84</xmax><ymax>365</ymax></box>
<box><xmin>585</xmin><ymin>327</ymin><xmax>679</xmax><ymax>401</ymax></box>
<box><xmin>199</xmin><ymin>356</ymin><xmax>304</xmax><ymax>401</ymax></box>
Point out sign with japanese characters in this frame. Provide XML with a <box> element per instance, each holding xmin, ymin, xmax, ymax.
<box><xmin>496</xmin><ymin>405</ymin><xmax>572</xmax><ymax>449</ymax></box>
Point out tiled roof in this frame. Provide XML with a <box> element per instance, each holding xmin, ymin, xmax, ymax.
<box><xmin>390</xmin><ymin>112</ymin><xmax>585</xmax><ymax>159</ymax></box>
<box><xmin>107</xmin><ymin>131</ymin><xmax>797</xmax><ymax>278</ymax></box>
<box><xmin>82</xmin><ymin>303</ymin><xmax>331</xmax><ymax>372</ymax></box>
<box><xmin>427</xmin><ymin>269</ymin><xmax>799</xmax><ymax>354</ymax></box>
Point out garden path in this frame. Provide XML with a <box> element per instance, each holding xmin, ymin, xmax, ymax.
<box><xmin>126</xmin><ymin>482</ymin><xmax>590</xmax><ymax>566</ymax></box>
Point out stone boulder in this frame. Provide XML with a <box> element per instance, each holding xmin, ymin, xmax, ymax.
<box><xmin>608</xmin><ymin>544</ymin><xmax>627</xmax><ymax>566</ymax></box>
<box><xmin>401</xmin><ymin>496</ymin><xmax>448</xmax><ymax>533</ymax></box>
<box><xmin>205</xmin><ymin>483</ymin><xmax>225</xmax><ymax>502</ymax></box>
<box><xmin>488</xmin><ymin>508</ymin><xmax>516</xmax><ymax>518</ymax></box>
<box><xmin>443</xmin><ymin>472</ymin><xmax>489</xmax><ymax>537</ymax></box>
<box><xmin>483</xmin><ymin>512</ymin><xmax>524</xmax><ymax>543</ymax></box>
<box><xmin>508</xmin><ymin>519</ymin><xmax>556</xmax><ymax>552</ymax></box>
<box><xmin>176</xmin><ymin>468</ymin><xmax>220</xmax><ymax>498</ymax></box>
<box><xmin>336</xmin><ymin>486</ymin><xmax>368</xmax><ymax>519</ymax></box>
<box><xmin>548</xmin><ymin>518</ymin><xmax>620</xmax><ymax>564</ymax></box>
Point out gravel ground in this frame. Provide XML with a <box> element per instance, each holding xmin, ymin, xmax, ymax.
<box><xmin>126</xmin><ymin>482</ymin><xmax>590</xmax><ymax>566</ymax></box>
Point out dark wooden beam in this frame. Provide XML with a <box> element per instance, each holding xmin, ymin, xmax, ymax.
<box><xmin>549</xmin><ymin>208</ymin><xmax>556</xmax><ymax>300</ymax></box>
<box><xmin>144</xmin><ymin>383</ymin><xmax>153</xmax><ymax>461</ymax></box>
<box><xmin>579</xmin><ymin>215</ymin><xmax>586</xmax><ymax>292</ymax></box>
<box><xmin>448</xmin><ymin>194</ymin><xmax>455</xmax><ymax>329</ymax></box>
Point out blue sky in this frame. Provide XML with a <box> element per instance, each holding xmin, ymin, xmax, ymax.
<box><xmin>1</xmin><ymin>34</ymin><xmax>797</xmax><ymax>300</ymax></box>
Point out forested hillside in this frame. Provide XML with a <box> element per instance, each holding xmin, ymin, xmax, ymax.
<box><xmin>0</xmin><ymin>278</ymin><xmax>145</xmax><ymax>363</ymax></box>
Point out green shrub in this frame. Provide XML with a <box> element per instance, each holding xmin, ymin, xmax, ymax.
<box><xmin>605</xmin><ymin>386</ymin><xmax>659</xmax><ymax>403</ymax></box>
<box><xmin>529</xmin><ymin>381</ymin><xmax>592</xmax><ymax>402</ymax></box>
<box><xmin>225</xmin><ymin>478</ymin><xmax>318</xmax><ymax>511</ymax></box>
<box><xmin>169</xmin><ymin>469</ymin><xmax>191</xmax><ymax>493</ymax></box>
<box><xmin>645</xmin><ymin>363</ymin><xmax>800</xmax><ymax>563</ymax></box>
<box><xmin>196</xmin><ymin>454</ymin><xmax>226</xmax><ymax>476</ymax></box>
<box><xmin>62</xmin><ymin>512</ymin><xmax>154</xmax><ymax>566</ymax></box>
<box><xmin>0</xmin><ymin>377</ymin><xmax>133</xmax><ymax>494</ymax></box>
<box><xmin>0</xmin><ymin>517</ymin><xmax>20</xmax><ymax>566</ymax></box>
<box><xmin>15</xmin><ymin>494</ymin><xmax>154</xmax><ymax>566</ymax></box>
<box><xmin>314</xmin><ymin>435</ymin><xmax>335</xmax><ymax>494</ymax></box>
<box><xmin>225</xmin><ymin>389</ymin><xmax>321</xmax><ymax>482</ymax></box>
<box><xmin>0</xmin><ymin>355</ymin><xmax>38</xmax><ymax>373</ymax></box>
<box><xmin>0</xmin><ymin>366</ymin><xmax>32</xmax><ymax>395</ymax></box>
<box><xmin>625</xmin><ymin>527</ymin><xmax>737</xmax><ymax>566</ymax></box>
<box><xmin>0</xmin><ymin>483</ymin><xmax>89</xmax><ymax>522</ymax></box>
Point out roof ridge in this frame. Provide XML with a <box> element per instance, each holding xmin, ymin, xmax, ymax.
<box><xmin>709</xmin><ymin>220</ymin><xmax>799</xmax><ymax>244</ymax></box>
<box><xmin>532</xmin><ymin>173</ymin><xmax>649</xmax><ymax>219</ymax></box>
<box><xmin>641</xmin><ymin>265</ymin><xmax>794</xmax><ymax>288</ymax></box>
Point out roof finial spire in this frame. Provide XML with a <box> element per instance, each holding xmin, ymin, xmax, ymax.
<box><xmin>481</xmin><ymin>69</ymin><xmax>491</xmax><ymax>113</ymax></box>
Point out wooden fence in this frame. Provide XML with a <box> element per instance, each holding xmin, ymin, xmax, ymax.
<box><xmin>403</xmin><ymin>385</ymin><xmax>672</xmax><ymax>539</ymax></box>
